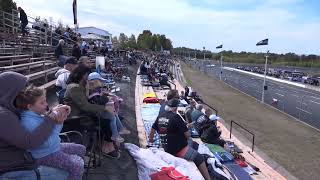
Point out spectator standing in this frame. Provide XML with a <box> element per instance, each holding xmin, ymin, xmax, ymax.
<box><xmin>55</xmin><ymin>39</ymin><xmax>65</xmax><ymax>67</ymax></box>
<box><xmin>18</xmin><ymin>7</ymin><xmax>28</xmax><ymax>36</ymax></box>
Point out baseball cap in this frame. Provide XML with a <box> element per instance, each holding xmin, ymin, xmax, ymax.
<box><xmin>209</xmin><ymin>114</ymin><xmax>220</xmax><ymax>121</ymax></box>
<box><xmin>88</xmin><ymin>72</ymin><xmax>107</xmax><ymax>81</ymax></box>
<box><xmin>167</xmin><ymin>98</ymin><xmax>180</xmax><ymax>108</ymax></box>
<box><xmin>64</xmin><ymin>57</ymin><xmax>78</xmax><ymax>65</ymax></box>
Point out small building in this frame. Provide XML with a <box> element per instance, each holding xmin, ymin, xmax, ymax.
<box><xmin>77</xmin><ymin>26</ymin><xmax>112</xmax><ymax>49</ymax></box>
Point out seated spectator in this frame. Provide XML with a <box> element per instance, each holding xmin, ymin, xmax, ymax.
<box><xmin>87</xmin><ymin>72</ymin><xmax>130</xmax><ymax>143</ymax></box>
<box><xmin>180</xmin><ymin>91</ymin><xmax>185</xmax><ymax>99</ymax></box>
<box><xmin>185</xmin><ymin>99</ymin><xmax>197</xmax><ymax>123</ymax></box>
<box><xmin>158</xmin><ymin>90</ymin><xmax>179</xmax><ymax>116</ymax></box>
<box><xmin>64</xmin><ymin>65</ymin><xmax>120</xmax><ymax>158</ymax></box>
<box><xmin>196</xmin><ymin>109</ymin><xmax>225</xmax><ymax>147</ymax></box>
<box><xmin>0</xmin><ymin>72</ymin><xmax>69</xmax><ymax>179</ymax></box>
<box><xmin>139</xmin><ymin>61</ymin><xmax>147</xmax><ymax>75</ymax></box>
<box><xmin>55</xmin><ymin>57</ymin><xmax>78</xmax><ymax>104</ymax></box>
<box><xmin>16</xmin><ymin>85</ymin><xmax>85</xmax><ymax>180</ymax></box>
<box><xmin>191</xmin><ymin>104</ymin><xmax>204</xmax><ymax>123</ymax></box>
<box><xmin>185</xmin><ymin>86</ymin><xmax>190</xmax><ymax>97</ymax></box>
<box><xmin>55</xmin><ymin>39</ymin><xmax>66</xmax><ymax>67</ymax></box>
<box><xmin>149</xmin><ymin>99</ymin><xmax>211</xmax><ymax>180</ymax></box>
<box><xmin>72</xmin><ymin>43</ymin><xmax>81</xmax><ymax>60</ymax></box>
<box><xmin>79</xmin><ymin>56</ymin><xmax>93</xmax><ymax>69</ymax></box>
<box><xmin>159</xmin><ymin>73</ymin><xmax>171</xmax><ymax>89</ymax></box>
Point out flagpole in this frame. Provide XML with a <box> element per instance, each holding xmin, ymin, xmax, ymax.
<box><xmin>261</xmin><ymin>51</ymin><xmax>269</xmax><ymax>103</ymax></box>
<box><xmin>256</xmin><ymin>38</ymin><xmax>269</xmax><ymax>103</ymax></box>
<box><xmin>216</xmin><ymin>44</ymin><xmax>223</xmax><ymax>80</ymax></box>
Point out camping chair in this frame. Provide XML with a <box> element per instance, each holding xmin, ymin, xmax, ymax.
<box><xmin>0</xmin><ymin>152</ymin><xmax>41</xmax><ymax>180</ymax></box>
<box><xmin>61</xmin><ymin>115</ymin><xmax>102</xmax><ymax>171</ymax></box>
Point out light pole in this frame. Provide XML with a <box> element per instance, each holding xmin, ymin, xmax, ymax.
<box><xmin>216</xmin><ymin>44</ymin><xmax>223</xmax><ymax>81</ymax></box>
<box><xmin>256</xmin><ymin>38</ymin><xmax>269</xmax><ymax>103</ymax></box>
<box><xmin>262</xmin><ymin>52</ymin><xmax>269</xmax><ymax>103</ymax></box>
<box><xmin>203</xmin><ymin>47</ymin><xmax>206</xmax><ymax>60</ymax></box>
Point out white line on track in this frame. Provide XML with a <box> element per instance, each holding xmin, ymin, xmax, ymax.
<box><xmin>275</xmin><ymin>93</ymin><xmax>284</xmax><ymax>97</ymax></box>
<box><xmin>296</xmin><ymin>107</ymin><xmax>312</xmax><ymax>114</ymax></box>
<box><xmin>311</xmin><ymin>96</ymin><xmax>320</xmax><ymax>100</ymax></box>
<box><xmin>291</xmin><ymin>94</ymin><xmax>299</xmax><ymax>98</ymax></box>
<box><xmin>310</xmin><ymin>100</ymin><xmax>320</xmax><ymax>105</ymax></box>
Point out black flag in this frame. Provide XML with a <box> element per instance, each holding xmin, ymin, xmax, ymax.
<box><xmin>216</xmin><ymin>44</ymin><xmax>223</xmax><ymax>49</ymax></box>
<box><xmin>256</xmin><ymin>39</ymin><xmax>268</xmax><ymax>46</ymax></box>
<box><xmin>73</xmin><ymin>0</ymin><xmax>77</xmax><ymax>25</ymax></box>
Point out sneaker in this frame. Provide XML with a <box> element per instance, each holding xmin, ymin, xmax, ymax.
<box><xmin>111</xmin><ymin>136</ymin><xmax>125</xmax><ymax>143</ymax></box>
<box><xmin>102</xmin><ymin>150</ymin><xmax>120</xmax><ymax>159</ymax></box>
<box><xmin>119</xmin><ymin>129</ymin><xmax>131</xmax><ymax>135</ymax></box>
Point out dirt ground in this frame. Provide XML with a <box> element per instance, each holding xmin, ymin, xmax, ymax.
<box><xmin>181</xmin><ymin>61</ymin><xmax>320</xmax><ymax>180</ymax></box>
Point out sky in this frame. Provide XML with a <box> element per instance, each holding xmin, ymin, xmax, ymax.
<box><xmin>14</xmin><ymin>0</ymin><xmax>320</xmax><ymax>54</ymax></box>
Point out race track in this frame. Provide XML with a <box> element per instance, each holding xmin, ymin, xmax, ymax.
<box><xmin>189</xmin><ymin>61</ymin><xmax>320</xmax><ymax>130</ymax></box>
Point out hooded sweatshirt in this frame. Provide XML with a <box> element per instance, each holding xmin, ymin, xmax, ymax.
<box><xmin>0</xmin><ymin>72</ymin><xmax>55</xmax><ymax>173</ymax></box>
<box><xmin>55</xmin><ymin>68</ymin><xmax>70</xmax><ymax>89</ymax></box>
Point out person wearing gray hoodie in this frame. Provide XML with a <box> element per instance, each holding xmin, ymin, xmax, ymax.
<box><xmin>0</xmin><ymin>72</ymin><xmax>69</xmax><ymax>179</ymax></box>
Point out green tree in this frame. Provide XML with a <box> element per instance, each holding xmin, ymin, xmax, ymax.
<box><xmin>127</xmin><ymin>34</ymin><xmax>137</xmax><ymax>49</ymax></box>
<box><xmin>163</xmin><ymin>38</ymin><xmax>173</xmax><ymax>50</ymax></box>
<box><xmin>118</xmin><ymin>33</ymin><xmax>128</xmax><ymax>49</ymax></box>
<box><xmin>112</xmin><ymin>36</ymin><xmax>119</xmax><ymax>49</ymax></box>
<box><xmin>137</xmin><ymin>30</ymin><xmax>153</xmax><ymax>50</ymax></box>
<box><xmin>0</xmin><ymin>0</ymin><xmax>17</xmax><ymax>12</ymax></box>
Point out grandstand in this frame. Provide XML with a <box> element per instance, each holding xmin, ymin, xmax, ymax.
<box><xmin>0</xmin><ymin>7</ymin><xmax>298</xmax><ymax>180</ymax></box>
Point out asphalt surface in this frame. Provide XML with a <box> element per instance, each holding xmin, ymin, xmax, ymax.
<box><xmin>188</xmin><ymin>60</ymin><xmax>320</xmax><ymax>130</ymax></box>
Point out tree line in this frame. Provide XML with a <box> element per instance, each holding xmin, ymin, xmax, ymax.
<box><xmin>173</xmin><ymin>47</ymin><xmax>320</xmax><ymax>68</ymax></box>
<box><xmin>0</xmin><ymin>0</ymin><xmax>17</xmax><ymax>12</ymax></box>
<box><xmin>112</xmin><ymin>30</ymin><xmax>173</xmax><ymax>51</ymax></box>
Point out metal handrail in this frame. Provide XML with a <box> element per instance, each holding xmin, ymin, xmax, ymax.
<box><xmin>167</xmin><ymin>80</ymin><xmax>176</xmax><ymax>90</ymax></box>
<box><xmin>202</xmin><ymin>102</ymin><xmax>218</xmax><ymax>116</ymax></box>
<box><xmin>0</xmin><ymin>9</ymin><xmax>77</xmax><ymax>45</ymax></box>
<box><xmin>229</xmin><ymin>120</ymin><xmax>255</xmax><ymax>152</ymax></box>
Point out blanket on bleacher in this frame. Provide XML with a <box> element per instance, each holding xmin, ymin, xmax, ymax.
<box><xmin>141</xmin><ymin>104</ymin><xmax>161</xmax><ymax>147</ymax></box>
<box><xmin>125</xmin><ymin>143</ymin><xmax>204</xmax><ymax>180</ymax></box>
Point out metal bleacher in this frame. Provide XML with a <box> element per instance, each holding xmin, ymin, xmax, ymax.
<box><xmin>0</xmin><ymin>9</ymin><xmax>74</xmax><ymax>88</ymax></box>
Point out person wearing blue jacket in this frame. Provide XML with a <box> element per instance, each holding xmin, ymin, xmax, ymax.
<box><xmin>16</xmin><ymin>85</ymin><xmax>86</xmax><ymax>180</ymax></box>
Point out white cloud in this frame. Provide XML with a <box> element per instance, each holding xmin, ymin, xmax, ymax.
<box><xmin>13</xmin><ymin>0</ymin><xmax>320</xmax><ymax>54</ymax></box>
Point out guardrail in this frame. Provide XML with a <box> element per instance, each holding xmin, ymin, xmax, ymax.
<box><xmin>202</xmin><ymin>102</ymin><xmax>218</xmax><ymax>116</ymax></box>
<box><xmin>0</xmin><ymin>9</ymin><xmax>77</xmax><ymax>46</ymax></box>
<box><xmin>168</xmin><ymin>80</ymin><xmax>176</xmax><ymax>90</ymax></box>
<box><xmin>229</xmin><ymin>120</ymin><xmax>255</xmax><ymax>152</ymax></box>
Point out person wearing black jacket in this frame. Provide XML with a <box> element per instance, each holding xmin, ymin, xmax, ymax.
<box><xmin>72</xmin><ymin>43</ymin><xmax>81</xmax><ymax>60</ymax></box>
<box><xmin>18</xmin><ymin>7</ymin><xmax>28</xmax><ymax>36</ymax></box>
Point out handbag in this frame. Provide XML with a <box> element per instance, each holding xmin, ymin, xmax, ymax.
<box><xmin>150</xmin><ymin>167</ymin><xmax>189</xmax><ymax>180</ymax></box>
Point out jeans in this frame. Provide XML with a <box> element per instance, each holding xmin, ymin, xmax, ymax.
<box><xmin>21</xmin><ymin>22</ymin><xmax>28</xmax><ymax>36</ymax></box>
<box><xmin>0</xmin><ymin>166</ymin><xmax>69</xmax><ymax>180</ymax></box>
<box><xmin>101</xmin><ymin>112</ymin><xmax>124</xmax><ymax>138</ymax></box>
